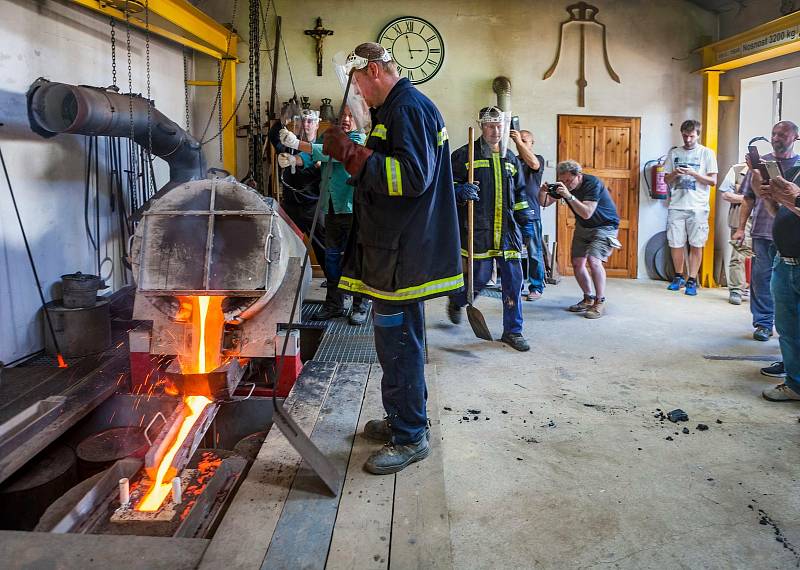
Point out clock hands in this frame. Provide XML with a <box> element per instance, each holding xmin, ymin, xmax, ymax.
<box><xmin>405</xmin><ymin>35</ymin><xmax>414</xmax><ymax>60</ymax></box>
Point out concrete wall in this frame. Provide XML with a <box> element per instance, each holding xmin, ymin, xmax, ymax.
<box><xmin>200</xmin><ymin>0</ymin><xmax>716</xmax><ymax>278</ymax></box>
<box><xmin>0</xmin><ymin>0</ymin><xmax>188</xmax><ymax>363</ymax></box>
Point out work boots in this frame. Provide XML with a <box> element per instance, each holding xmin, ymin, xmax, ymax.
<box><xmin>363</xmin><ymin>418</ymin><xmax>430</xmax><ymax>443</ymax></box>
<box><xmin>446</xmin><ymin>298</ymin><xmax>463</xmax><ymax>324</ymax></box>
<box><xmin>349</xmin><ymin>301</ymin><xmax>369</xmax><ymax>326</ymax></box>
<box><xmin>364</xmin><ymin>438</ymin><xmax>431</xmax><ymax>475</ymax></box>
<box><xmin>313</xmin><ymin>304</ymin><xmax>344</xmax><ymax>320</ymax></box>
<box><xmin>500</xmin><ymin>332</ymin><xmax>530</xmax><ymax>352</ymax></box>
<box><xmin>568</xmin><ymin>295</ymin><xmax>595</xmax><ymax>312</ymax></box>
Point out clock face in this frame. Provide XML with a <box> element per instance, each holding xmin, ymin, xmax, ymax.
<box><xmin>377</xmin><ymin>17</ymin><xmax>444</xmax><ymax>84</ymax></box>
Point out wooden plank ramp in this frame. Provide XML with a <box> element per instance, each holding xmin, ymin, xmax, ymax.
<box><xmin>199</xmin><ymin>362</ymin><xmax>451</xmax><ymax>570</ymax></box>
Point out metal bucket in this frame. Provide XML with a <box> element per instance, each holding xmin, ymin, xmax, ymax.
<box><xmin>44</xmin><ymin>299</ymin><xmax>111</xmax><ymax>357</ymax></box>
<box><xmin>61</xmin><ymin>271</ymin><xmax>108</xmax><ymax>308</ymax></box>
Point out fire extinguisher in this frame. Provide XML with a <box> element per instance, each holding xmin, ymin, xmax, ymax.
<box><xmin>644</xmin><ymin>155</ymin><xmax>669</xmax><ymax>200</ymax></box>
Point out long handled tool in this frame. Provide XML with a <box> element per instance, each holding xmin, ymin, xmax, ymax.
<box><xmin>0</xmin><ymin>142</ymin><xmax>68</xmax><ymax>368</ymax></box>
<box><xmin>268</xmin><ymin>72</ymin><xmax>357</xmax><ymax>497</ymax></box>
<box><xmin>465</xmin><ymin>127</ymin><xmax>492</xmax><ymax>341</ymax></box>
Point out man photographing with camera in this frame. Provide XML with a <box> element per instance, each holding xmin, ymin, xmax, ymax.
<box><xmin>540</xmin><ymin>160</ymin><xmax>620</xmax><ymax>319</ymax></box>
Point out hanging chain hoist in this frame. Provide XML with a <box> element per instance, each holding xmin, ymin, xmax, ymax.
<box><xmin>145</xmin><ymin>0</ymin><xmax>153</xmax><ymax>161</ymax></box>
<box><xmin>183</xmin><ymin>49</ymin><xmax>191</xmax><ymax>133</ymax></box>
<box><xmin>110</xmin><ymin>18</ymin><xmax>118</xmax><ymax>90</ymax></box>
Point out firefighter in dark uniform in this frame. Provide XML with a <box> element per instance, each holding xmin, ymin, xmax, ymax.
<box><xmin>447</xmin><ymin>106</ymin><xmax>533</xmax><ymax>352</ymax></box>
<box><xmin>323</xmin><ymin>43</ymin><xmax>463</xmax><ymax>474</ymax></box>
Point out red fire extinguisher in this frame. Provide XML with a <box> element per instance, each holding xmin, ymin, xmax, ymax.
<box><xmin>644</xmin><ymin>156</ymin><xmax>669</xmax><ymax>200</ymax></box>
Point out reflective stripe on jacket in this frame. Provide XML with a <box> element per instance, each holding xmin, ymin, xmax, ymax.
<box><xmin>339</xmin><ymin>78</ymin><xmax>463</xmax><ymax>304</ymax></box>
<box><xmin>451</xmin><ymin>139</ymin><xmax>529</xmax><ymax>259</ymax></box>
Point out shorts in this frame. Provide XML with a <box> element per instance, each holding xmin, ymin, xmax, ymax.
<box><xmin>667</xmin><ymin>209</ymin><xmax>709</xmax><ymax>248</ymax></box>
<box><xmin>571</xmin><ymin>224</ymin><xmax>619</xmax><ymax>261</ymax></box>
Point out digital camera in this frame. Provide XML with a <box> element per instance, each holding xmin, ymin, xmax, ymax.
<box><xmin>546</xmin><ymin>183</ymin><xmax>562</xmax><ymax>199</ymax></box>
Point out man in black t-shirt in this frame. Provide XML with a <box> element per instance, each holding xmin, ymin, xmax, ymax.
<box><xmin>750</xmin><ymin>166</ymin><xmax>800</xmax><ymax>404</ymax></box>
<box><xmin>540</xmin><ymin>160</ymin><xmax>620</xmax><ymax>319</ymax></box>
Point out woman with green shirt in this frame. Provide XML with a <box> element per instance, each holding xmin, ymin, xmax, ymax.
<box><xmin>279</xmin><ymin>107</ymin><xmax>368</xmax><ymax>324</ymax></box>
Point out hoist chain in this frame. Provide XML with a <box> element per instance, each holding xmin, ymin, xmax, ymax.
<box><xmin>145</xmin><ymin>0</ymin><xmax>153</xmax><ymax>158</ymax></box>
<box><xmin>110</xmin><ymin>18</ymin><xmax>117</xmax><ymax>89</ymax></box>
<box><xmin>217</xmin><ymin>60</ymin><xmax>223</xmax><ymax>162</ymax></box>
<box><xmin>125</xmin><ymin>9</ymin><xmax>134</xmax><ymax>145</ymax></box>
<box><xmin>183</xmin><ymin>49</ymin><xmax>191</xmax><ymax>132</ymax></box>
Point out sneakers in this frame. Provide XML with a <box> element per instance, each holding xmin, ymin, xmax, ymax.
<box><xmin>349</xmin><ymin>304</ymin><xmax>369</xmax><ymax>326</ymax></box>
<box><xmin>684</xmin><ymin>278</ymin><xmax>698</xmax><ymax>296</ymax></box>
<box><xmin>762</xmin><ymin>383</ymin><xmax>800</xmax><ymax>402</ymax></box>
<box><xmin>729</xmin><ymin>291</ymin><xmax>742</xmax><ymax>305</ymax></box>
<box><xmin>363</xmin><ymin>418</ymin><xmax>430</xmax><ymax>443</ymax></box>
<box><xmin>312</xmin><ymin>305</ymin><xmax>345</xmax><ymax>320</ymax></box>
<box><xmin>500</xmin><ymin>332</ymin><xmax>530</xmax><ymax>352</ymax></box>
<box><xmin>761</xmin><ymin>361</ymin><xmax>786</xmax><ymax>378</ymax></box>
<box><xmin>753</xmin><ymin>326</ymin><xmax>773</xmax><ymax>342</ymax></box>
<box><xmin>667</xmin><ymin>275</ymin><xmax>686</xmax><ymax>291</ymax></box>
<box><xmin>446</xmin><ymin>298</ymin><xmax>463</xmax><ymax>324</ymax></box>
<box><xmin>568</xmin><ymin>295</ymin><xmax>595</xmax><ymax>312</ymax></box>
<box><xmin>364</xmin><ymin>438</ymin><xmax>430</xmax><ymax>475</ymax></box>
<box><xmin>526</xmin><ymin>291</ymin><xmax>542</xmax><ymax>301</ymax></box>
<box><xmin>584</xmin><ymin>300</ymin><xmax>605</xmax><ymax>319</ymax></box>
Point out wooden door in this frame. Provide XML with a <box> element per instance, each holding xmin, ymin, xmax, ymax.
<box><xmin>556</xmin><ymin>115</ymin><xmax>640</xmax><ymax>278</ymax></box>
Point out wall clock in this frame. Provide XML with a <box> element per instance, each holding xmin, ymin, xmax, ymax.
<box><xmin>376</xmin><ymin>16</ymin><xmax>444</xmax><ymax>84</ymax></box>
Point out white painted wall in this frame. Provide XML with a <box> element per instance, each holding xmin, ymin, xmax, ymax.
<box><xmin>0</xmin><ymin>0</ymin><xmax>188</xmax><ymax>363</ymax></box>
<box><xmin>199</xmin><ymin>0</ymin><xmax>716</xmax><ymax>277</ymax></box>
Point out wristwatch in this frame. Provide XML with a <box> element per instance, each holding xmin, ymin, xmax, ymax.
<box><xmin>566</xmin><ymin>194</ymin><xmax>577</xmax><ymax>202</ymax></box>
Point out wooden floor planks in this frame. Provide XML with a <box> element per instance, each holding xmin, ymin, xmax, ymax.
<box><xmin>198</xmin><ymin>361</ymin><xmax>337</xmax><ymax>570</ymax></box>
<box><xmin>326</xmin><ymin>366</ymin><xmax>393</xmax><ymax>570</ymax></box>
<box><xmin>199</xmin><ymin>361</ymin><xmax>452</xmax><ymax>570</ymax></box>
<box><xmin>261</xmin><ymin>363</ymin><xmax>370</xmax><ymax>570</ymax></box>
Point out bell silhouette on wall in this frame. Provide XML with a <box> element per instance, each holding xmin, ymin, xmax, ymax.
<box><xmin>319</xmin><ymin>98</ymin><xmax>335</xmax><ymax>122</ymax></box>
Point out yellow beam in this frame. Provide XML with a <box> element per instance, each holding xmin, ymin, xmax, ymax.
<box><xmin>70</xmin><ymin>0</ymin><xmax>223</xmax><ymax>59</ymax></box>
<box><xmin>146</xmin><ymin>0</ymin><xmax>235</xmax><ymax>56</ymax></box>
<box><xmin>221</xmin><ymin>36</ymin><xmax>238</xmax><ymax>175</ymax></box>
<box><xmin>700</xmin><ymin>71</ymin><xmax>722</xmax><ymax>288</ymax></box>
<box><xmin>186</xmin><ymin>80</ymin><xmax>221</xmax><ymax>86</ymax></box>
<box><xmin>718</xmin><ymin>95</ymin><xmax>735</xmax><ymax>102</ymax></box>
<box><xmin>697</xmin><ymin>11</ymin><xmax>800</xmax><ymax>72</ymax></box>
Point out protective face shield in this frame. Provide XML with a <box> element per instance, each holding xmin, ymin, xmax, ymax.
<box><xmin>280</xmin><ymin>97</ymin><xmax>302</xmax><ymax>126</ymax></box>
<box><xmin>478</xmin><ymin>106</ymin><xmax>511</xmax><ymax>158</ymax></box>
<box><xmin>296</xmin><ymin>109</ymin><xmax>320</xmax><ymax>142</ymax></box>
<box><xmin>331</xmin><ymin>49</ymin><xmax>391</xmax><ymax>131</ymax></box>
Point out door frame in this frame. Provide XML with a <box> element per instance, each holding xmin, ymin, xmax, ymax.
<box><xmin>555</xmin><ymin>114</ymin><xmax>641</xmax><ymax>279</ymax></box>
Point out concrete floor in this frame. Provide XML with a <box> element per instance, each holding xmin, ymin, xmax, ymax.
<box><xmin>425</xmin><ymin>278</ymin><xmax>799</xmax><ymax>570</ymax></box>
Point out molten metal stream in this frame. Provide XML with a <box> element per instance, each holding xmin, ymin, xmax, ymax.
<box><xmin>138</xmin><ymin>395</ymin><xmax>211</xmax><ymax>511</ymax></box>
<box><xmin>137</xmin><ymin>295</ymin><xmax>217</xmax><ymax>511</ymax></box>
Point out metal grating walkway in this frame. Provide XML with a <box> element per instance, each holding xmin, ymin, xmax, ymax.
<box><xmin>302</xmin><ymin>302</ymin><xmax>378</xmax><ymax>364</ymax></box>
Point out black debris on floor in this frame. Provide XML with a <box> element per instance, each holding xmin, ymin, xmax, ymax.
<box><xmin>697</xmin><ymin>423</ymin><xmax>709</xmax><ymax>431</ymax></box>
<box><xmin>667</xmin><ymin>409</ymin><xmax>689</xmax><ymax>423</ymax></box>
<box><xmin>682</xmin><ymin>427</ymin><xmax>690</xmax><ymax>434</ymax></box>
<box><xmin>466</xmin><ymin>408</ymin><xmax>481</xmax><ymax>414</ymax></box>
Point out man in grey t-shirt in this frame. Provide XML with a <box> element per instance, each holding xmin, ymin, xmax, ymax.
<box><xmin>734</xmin><ymin>121</ymin><xmax>800</xmax><ymax>342</ymax></box>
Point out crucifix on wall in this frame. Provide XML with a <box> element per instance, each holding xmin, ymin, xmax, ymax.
<box><xmin>304</xmin><ymin>17</ymin><xmax>334</xmax><ymax>77</ymax></box>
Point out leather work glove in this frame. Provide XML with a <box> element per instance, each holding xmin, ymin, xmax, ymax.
<box><xmin>277</xmin><ymin>153</ymin><xmax>300</xmax><ymax>168</ymax></box>
<box><xmin>454</xmin><ymin>182</ymin><xmax>480</xmax><ymax>203</ymax></box>
<box><xmin>323</xmin><ymin>126</ymin><xmax>373</xmax><ymax>176</ymax></box>
<box><xmin>279</xmin><ymin>128</ymin><xmax>300</xmax><ymax>150</ymax></box>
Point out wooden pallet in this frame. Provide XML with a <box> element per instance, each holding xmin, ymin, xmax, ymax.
<box><xmin>200</xmin><ymin>361</ymin><xmax>451</xmax><ymax>570</ymax></box>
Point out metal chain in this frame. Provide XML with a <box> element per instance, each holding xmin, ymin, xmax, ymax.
<box><xmin>125</xmin><ymin>9</ymin><xmax>134</xmax><ymax>145</ymax></box>
<box><xmin>199</xmin><ymin>0</ymin><xmax>239</xmax><ymax>143</ymax></box>
<box><xmin>145</xmin><ymin>0</ymin><xmax>152</xmax><ymax>157</ymax></box>
<box><xmin>217</xmin><ymin>60</ymin><xmax>223</xmax><ymax>162</ymax></box>
<box><xmin>110</xmin><ymin>19</ymin><xmax>117</xmax><ymax>89</ymax></box>
<box><xmin>183</xmin><ymin>49</ymin><xmax>191</xmax><ymax>132</ymax></box>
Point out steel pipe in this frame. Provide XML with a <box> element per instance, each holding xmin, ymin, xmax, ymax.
<box><xmin>27</xmin><ymin>78</ymin><xmax>206</xmax><ymax>186</ymax></box>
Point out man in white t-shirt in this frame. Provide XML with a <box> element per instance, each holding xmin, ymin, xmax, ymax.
<box><xmin>663</xmin><ymin>119</ymin><xmax>718</xmax><ymax>296</ymax></box>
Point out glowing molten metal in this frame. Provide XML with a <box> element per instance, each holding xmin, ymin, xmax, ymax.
<box><xmin>137</xmin><ymin>295</ymin><xmax>222</xmax><ymax>511</ymax></box>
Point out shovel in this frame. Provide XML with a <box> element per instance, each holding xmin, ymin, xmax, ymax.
<box><xmin>465</xmin><ymin>126</ymin><xmax>493</xmax><ymax>341</ymax></box>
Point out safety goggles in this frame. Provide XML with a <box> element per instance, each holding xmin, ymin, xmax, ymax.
<box><xmin>344</xmin><ymin>48</ymin><xmax>393</xmax><ymax>74</ymax></box>
<box><xmin>478</xmin><ymin>106</ymin><xmax>504</xmax><ymax>124</ymax></box>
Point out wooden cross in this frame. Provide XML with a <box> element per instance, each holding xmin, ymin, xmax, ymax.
<box><xmin>304</xmin><ymin>17</ymin><xmax>334</xmax><ymax>77</ymax></box>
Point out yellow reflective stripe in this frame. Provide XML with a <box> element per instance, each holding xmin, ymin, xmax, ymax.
<box><xmin>514</xmin><ymin>201</ymin><xmax>529</xmax><ymax>211</ymax></box>
<box><xmin>437</xmin><ymin>127</ymin><xmax>449</xmax><ymax>146</ymax></box>
<box><xmin>492</xmin><ymin>153</ymin><xmax>502</xmax><ymax>250</ymax></box>
<box><xmin>505</xmin><ymin>162</ymin><xmax>517</xmax><ymax>175</ymax></box>
<box><xmin>460</xmin><ymin>248</ymin><xmax>522</xmax><ymax>260</ymax></box>
<box><xmin>339</xmin><ymin>273</ymin><xmax>464</xmax><ymax>301</ymax></box>
<box><xmin>465</xmin><ymin>159</ymin><xmax>490</xmax><ymax>169</ymax></box>
<box><xmin>371</xmin><ymin>124</ymin><xmax>387</xmax><ymax>140</ymax></box>
<box><xmin>386</xmin><ymin>157</ymin><xmax>402</xmax><ymax>196</ymax></box>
